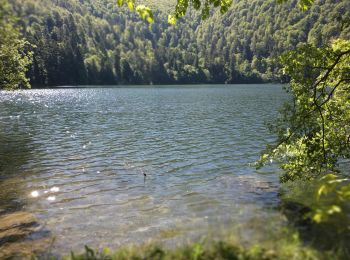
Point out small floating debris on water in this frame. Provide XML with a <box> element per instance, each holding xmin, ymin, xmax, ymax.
<box><xmin>30</xmin><ymin>190</ymin><xmax>39</xmax><ymax>198</ymax></box>
<box><xmin>47</xmin><ymin>196</ymin><xmax>56</xmax><ymax>201</ymax></box>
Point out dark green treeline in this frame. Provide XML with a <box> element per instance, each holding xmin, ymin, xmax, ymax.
<box><xmin>10</xmin><ymin>0</ymin><xmax>350</xmax><ymax>86</ymax></box>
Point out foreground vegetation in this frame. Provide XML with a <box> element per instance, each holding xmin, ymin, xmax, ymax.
<box><xmin>0</xmin><ymin>0</ymin><xmax>32</xmax><ymax>89</ymax></box>
<box><xmin>54</xmin><ymin>210</ymin><xmax>349</xmax><ymax>260</ymax></box>
<box><xmin>64</xmin><ymin>241</ymin><xmax>327</xmax><ymax>260</ymax></box>
<box><xmin>54</xmin><ymin>178</ymin><xmax>349</xmax><ymax>260</ymax></box>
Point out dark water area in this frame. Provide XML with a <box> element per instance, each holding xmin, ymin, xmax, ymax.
<box><xmin>0</xmin><ymin>84</ymin><xmax>288</xmax><ymax>253</ymax></box>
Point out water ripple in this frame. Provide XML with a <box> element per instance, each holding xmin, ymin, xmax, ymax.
<box><xmin>0</xmin><ymin>85</ymin><xmax>287</xmax><ymax>252</ymax></box>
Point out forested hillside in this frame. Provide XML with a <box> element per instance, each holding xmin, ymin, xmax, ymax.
<box><xmin>10</xmin><ymin>0</ymin><xmax>350</xmax><ymax>86</ymax></box>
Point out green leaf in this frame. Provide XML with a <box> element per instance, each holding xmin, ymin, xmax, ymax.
<box><xmin>127</xmin><ymin>0</ymin><xmax>135</xmax><ymax>10</ymax></box>
<box><xmin>168</xmin><ymin>14</ymin><xmax>177</xmax><ymax>25</ymax></box>
<box><xmin>317</xmin><ymin>184</ymin><xmax>326</xmax><ymax>199</ymax></box>
<box><xmin>312</xmin><ymin>212</ymin><xmax>323</xmax><ymax>223</ymax></box>
<box><xmin>136</xmin><ymin>5</ymin><xmax>154</xmax><ymax>23</ymax></box>
<box><xmin>117</xmin><ymin>0</ymin><xmax>124</xmax><ymax>7</ymax></box>
<box><xmin>326</xmin><ymin>205</ymin><xmax>341</xmax><ymax>215</ymax></box>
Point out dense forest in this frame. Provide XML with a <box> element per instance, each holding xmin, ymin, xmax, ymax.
<box><xmin>8</xmin><ymin>0</ymin><xmax>350</xmax><ymax>86</ymax></box>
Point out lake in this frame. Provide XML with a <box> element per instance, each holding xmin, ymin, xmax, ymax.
<box><xmin>0</xmin><ymin>84</ymin><xmax>288</xmax><ymax>254</ymax></box>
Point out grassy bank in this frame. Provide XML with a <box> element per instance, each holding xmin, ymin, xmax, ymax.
<box><xmin>4</xmin><ymin>181</ymin><xmax>348</xmax><ymax>259</ymax></box>
<box><xmin>63</xmin><ymin>236</ymin><xmax>334</xmax><ymax>260</ymax></box>
<box><xmin>59</xmin><ymin>185</ymin><xmax>349</xmax><ymax>260</ymax></box>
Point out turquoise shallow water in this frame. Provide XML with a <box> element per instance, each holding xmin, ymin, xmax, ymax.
<box><xmin>0</xmin><ymin>84</ymin><xmax>287</xmax><ymax>252</ymax></box>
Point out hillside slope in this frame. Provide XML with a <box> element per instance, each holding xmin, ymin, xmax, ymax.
<box><xmin>10</xmin><ymin>0</ymin><xmax>350</xmax><ymax>86</ymax></box>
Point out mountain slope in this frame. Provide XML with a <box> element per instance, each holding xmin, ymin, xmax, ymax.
<box><xmin>10</xmin><ymin>0</ymin><xmax>350</xmax><ymax>86</ymax></box>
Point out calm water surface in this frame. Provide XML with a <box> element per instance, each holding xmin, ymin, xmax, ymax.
<box><xmin>0</xmin><ymin>85</ymin><xmax>287</xmax><ymax>253</ymax></box>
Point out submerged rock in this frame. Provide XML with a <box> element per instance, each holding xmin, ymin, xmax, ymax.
<box><xmin>0</xmin><ymin>211</ymin><xmax>51</xmax><ymax>259</ymax></box>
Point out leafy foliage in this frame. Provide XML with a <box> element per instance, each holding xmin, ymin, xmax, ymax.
<box><xmin>311</xmin><ymin>174</ymin><xmax>350</xmax><ymax>227</ymax></box>
<box><xmin>117</xmin><ymin>0</ymin><xmax>154</xmax><ymax>23</ymax></box>
<box><xmin>278</xmin><ymin>0</ymin><xmax>315</xmax><ymax>11</ymax></box>
<box><xmin>258</xmin><ymin>39</ymin><xmax>350</xmax><ymax>182</ymax></box>
<box><xmin>0</xmin><ymin>0</ymin><xmax>32</xmax><ymax>89</ymax></box>
<box><xmin>281</xmin><ymin>174</ymin><xmax>350</xmax><ymax>250</ymax></box>
<box><xmin>255</xmin><ymin>1</ymin><xmax>350</xmax><ymax>236</ymax></box>
<box><xmin>169</xmin><ymin>0</ymin><xmax>315</xmax><ymax>23</ymax></box>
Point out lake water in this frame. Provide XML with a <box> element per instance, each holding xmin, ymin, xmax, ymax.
<box><xmin>0</xmin><ymin>84</ymin><xmax>288</xmax><ymax>254</ymax></box>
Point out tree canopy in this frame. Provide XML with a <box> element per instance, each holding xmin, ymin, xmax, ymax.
<box><xmin>259</xmin><ymin>39</ymin><xmax>350</xmax><ymax>181</ymax></box>
<box><xmin>0</xmin><ymin>0</ymin><xmax>32</xmax><ymax>89</ymax></box>
<box><xmin>254</xmin><ymin>0</ymin><xmax>350</xmax><ymax>231</ymax></box>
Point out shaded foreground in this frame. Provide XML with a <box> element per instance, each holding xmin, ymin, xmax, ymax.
<box><xmin>59</xmin><ymin>212</ymin><xmax>350</xmax><ymax>260</ymax></box>
<box><xmin>48</xmin><ymin>234</ymin><xmax>336</xmax><ymax>260</ymax></box>
<box><xmin>65</xmin><ymin>245</ymin><xmax>322</xmax><ymax>260</ymax></box>
<box><xmin>2</xmin><ymin>218</ymin><xmax>343</xmax><ymax>260</ymax></box>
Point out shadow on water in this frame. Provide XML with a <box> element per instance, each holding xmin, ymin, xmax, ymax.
<box><xmin>0</xmin><ymin>105</ymin><xmax>52</xmax><ymax>258</ymax></box>
<box><xmin>0</xmin><ymin>132</ymin><xmax>32</xmax><ymax>213</ymax></box>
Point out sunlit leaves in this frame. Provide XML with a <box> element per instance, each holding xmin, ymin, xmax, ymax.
<box><xmin>168</xmin><ymin>14</ymin><xmax>177</xmax><ymax>25</ymax></box>
<box><xmin>116</xmin><ymin>0</ymin><xmax>318</xmax><ymax>25</ymax></box>
<box><xmin>283</xmin><ymin>174</ymin><xmax>350</xmax><ymax>233</ymax></box>
<box><xmin>257</xmin><ymin>35</ymin><xmax>350</xmax><ymax>234</ymax></box>
<box><xmin>170</xmin><ymin>0</ymin><xmax>233</xmax><ymax>23</ymax></box>
<box><xmin>116</xmin><ymin>0</ymin><xmax>153</xmax><ymax>23</ymax></box>
<box><xmin>118</xmin><ymin>0</ymin><xmax>234</xmax><ymax>24</ymax></box>
<box><xmin>332</xmin><ymin>38</ymin><xmax>350</xmax><ymax>53</ymax></box>
<box><xmin>167</xmin><ymin>0</ymin><xmax>310</xmax><ymax>24</ymax></box>
<box><xmin>127</xmin><ymin>1</ymin><xmax>135</xmax><ymax>10</ymax></box>
<box><xmin>259</xmin><ymin>39</ymin><xmax>350</xmax><ymax>182</ymax></box>
<box><xmin>116</xmin><ymin>0</ymin><xmax>124</xmax><ymax>7</ymax></box>
<box><xmin>136</xmin><ymin>5</ymin><xmax>154</xmax><ymax>24</ymax></box>
<box><xmin>277</xmin><ymin>0</ymin><xmax>314</xmax><ymax>11</ymax></box>
<box><xmin>297</xmin><ymin>0</ymin><xmax>315</xmax><ymax>11</ymax></box>
<box><xmin>310</xmin><ymin>174</ymin><xmax>349</xmax><ymax>228</ymax></box>
<box><xmin>0</xmin><ymin>0</ymin><xmax>32</xmax><ymax>89</ymax></box>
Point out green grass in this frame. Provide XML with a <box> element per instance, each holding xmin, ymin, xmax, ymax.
<box><xmin>59</xmin><ymin>229</ymin><xmax>339</xmax><ymax>260</ymax></box>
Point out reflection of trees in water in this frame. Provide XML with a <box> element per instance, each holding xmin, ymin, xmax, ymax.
<box><xmin>0</xmin><ymin>121</ymin><xmax>34</xmax><ymax>213</ymax></box>
<box><xmin>0</xmin><ymin>128</ymin><xmax>32</xmax><ymax>176</ymax></box>
<box><xmin>0</xmin><ymin>98</ymin><xmax>36</xmax><ymax>177</ymax></box>
<box><xmin>0</xmin><ymin>101</ymin><xmax>51</xmax><ymax>257</ymax></box>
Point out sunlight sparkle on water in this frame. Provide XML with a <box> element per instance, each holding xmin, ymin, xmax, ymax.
<box><xmin>0</xmin><ymin>86</ymin><xmax>286</xmax><ymax>252</ymax></box>
<box><xmin>50</xmin><ymin>186</ymin><xmax>60</xmax><ymax>192</ymax></box>
<box><xmin>47</xmin><ymin>196</ymin><xmax>56</xmax><ymax>201</ymax></box>
<box><xmin>30</xmin><ymin>190</ymin><xmax>39</xmax><ymax>198</ymax></box>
